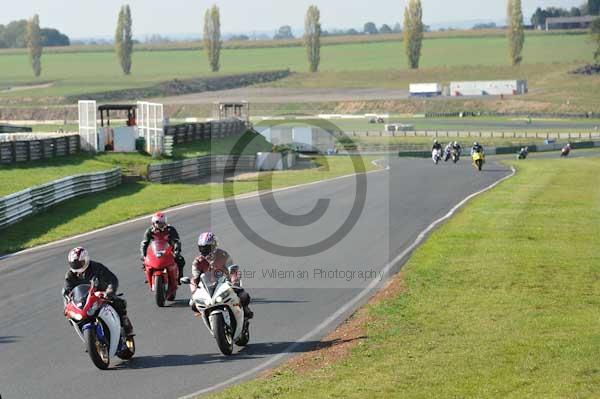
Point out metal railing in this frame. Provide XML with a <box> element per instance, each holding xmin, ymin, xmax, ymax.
<box><xmin>147</xmin><ymin>155</ymin><xmax>256</xmax><ymax>183</ymax></box>
<box><xmin>0</xmin><ymin>168</ymin><xmax>121</xmax><ymax>229</ymax></box>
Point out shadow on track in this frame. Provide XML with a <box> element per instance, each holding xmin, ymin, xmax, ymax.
<box><xmin>0</xmin><ymin>335</ymin><xmax>21</xmax><ymax>344</ymax></box>
<box><xmin>115</xmin><ymin>337</ymin><xmax>364</xmax><ymax>369</ymax></box>
<box><xmin>251</xmin><ymin>298</ymin><xmax>310</xmax><ymax>304</ymax></box>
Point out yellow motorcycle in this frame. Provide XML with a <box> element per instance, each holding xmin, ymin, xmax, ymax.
<box><xmin>472</xmin><ymin>151</ymin><xmax>485</xmax><ymax>171</ymax></box>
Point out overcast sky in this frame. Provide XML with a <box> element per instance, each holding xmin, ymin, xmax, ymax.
<box><xmin>2</xmin><ymin>0</ymin><xmax>586</xmax><ymax>38</ymax></box>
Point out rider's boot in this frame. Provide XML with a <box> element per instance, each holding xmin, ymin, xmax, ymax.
<box><xmin>121</xmin><ymin>315</ymin><xmax>134</xmax><ymax>336</ymax></box>
<box><xmin>244</xmin><ymin>305</ymin><xmax>254</xmax><ymax>320</ymax></box>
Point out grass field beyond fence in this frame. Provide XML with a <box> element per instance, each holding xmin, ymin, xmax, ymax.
<box><xmin>208</xmin><ymin>155</ymin><xmax>600</xmax><ymax>399</ymax></box>
<box><xmin>0</xmin><ymin>34</ymin><xmax>593</xmax><ymax>101</ymax></box>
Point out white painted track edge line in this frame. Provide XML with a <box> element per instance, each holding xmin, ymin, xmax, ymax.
<box><xmin>178</xmin><ymin>165</ymin><xmax>516</xmax><ymax>398</ymax></box>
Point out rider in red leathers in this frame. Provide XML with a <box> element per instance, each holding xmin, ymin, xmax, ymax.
<box><xmin>140</xmin><ymin>212</ymin><xmax>186</xmax><ymax>281</ymax></box>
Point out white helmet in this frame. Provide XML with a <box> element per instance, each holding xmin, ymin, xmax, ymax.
<box><xmin>197</xmin><ymin>232</ymin><xmax>217</xmax><ymax>256</ymax></box>
<box><xmin>151</xmin><ymin>211</ymin><xmax>167</xmax><ymax>230</ymax></box>
<box><xmin>68</xmin><ymin>247</ymin><xmax>90</xmax><ymax>274</ymax></box>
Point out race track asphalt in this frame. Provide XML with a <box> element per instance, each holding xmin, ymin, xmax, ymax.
<box><xmin>0</xmin><ymin>157</ymin><xmax>510</xmax><ymax>398</ymax></box>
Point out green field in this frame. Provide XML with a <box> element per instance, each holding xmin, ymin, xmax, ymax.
<box><xmin>208</xmin><ymin>155</ymin><xmax>600</xmax><ymax>399</ymax></box>
<box><xmin>0</xmin><ymin>156</ymin><xmax>376</xmax><ymax>254</ymax></box>
<box><xmin>0</xmin><ymin>34</ymin><xmax>593</xmax><ymax>101</ymax></box>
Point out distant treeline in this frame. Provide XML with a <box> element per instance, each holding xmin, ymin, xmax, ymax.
<box><xmin>0</xmin><ymin>19</ymin><xmax>70</xmax><ymax>48</ymax></box>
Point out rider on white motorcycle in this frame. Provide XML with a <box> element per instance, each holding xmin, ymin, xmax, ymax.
<box><xmin>190</xmin><ymin>232</ymin><xmax>253</xmax><ymax>319</ymax></box>
<box><xmin>432</xmin><ymin>139</ymin><xmax>442</xmax><ymax>152</ymax></box>
<box><xmin>63</xmin><ymin>247</ymin><xmax>134</xmax><ymax>336</ymax></box>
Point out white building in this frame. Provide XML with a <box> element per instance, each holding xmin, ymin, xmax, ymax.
<box><xmin>450</xmin><ymin>80</ymin><xmax>528</xmax><ymax>97</ymax></box>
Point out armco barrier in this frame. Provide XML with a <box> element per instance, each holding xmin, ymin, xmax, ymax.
<box><xmin>0</xmin><ymin>135</ymin><xmax>80</xmax><ymax>164</ymax></box>
<box><xmin>163</xmin><ymin>120</ymin><xmax>247</xmax><ymax>156</ymax></box>
<box><xmin>147</xmin><ymin>155</ymin><xmax>256</xmax><ymax>183</ymax></box>
<box><xmin>0</xmin><ymin>168</ymin><xmax>121</xmax><ymax>229</ymax></box>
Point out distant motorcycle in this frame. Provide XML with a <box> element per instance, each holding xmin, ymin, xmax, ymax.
<box><xmin>443</xmin><ymin>147</ymin><xmax>452</xmax><ymax>162</ymax></box>
<box><xmin>432</xmin><ymin>148</ymin><xmax>442</xmax><ymax>165</ymax></box>
<box><xmin>181</xmin><ymin>267</ymin><xmax>250</xmax><ymax>356</ymax></box>
<box><xmin>63</xmin><ymin>281</ymin><xmax>135</xmax><ymax>370</ymax></box>
<box><xmin>517</xmin><ymin>148</ymin><xmax>528</xmax><ymax>160</ymax></box>
<box><xmin>451</xmin><ymin>148</ymin><xmax>461</xmax><ymax>164</ymax></box>
<box><xmin>472</xmin><ymin>151</ymin><xmax>485</xmax><ymax>171</ymax></box>
<box><xmin>561</xmin><ymin>145</ymin><xmax>571</xmax><ymax>157</ymax></box>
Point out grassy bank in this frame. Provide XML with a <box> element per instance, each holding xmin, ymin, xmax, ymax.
<box><xmin>0</xmin><ymin>34</ymin><xmax>592</xmax><ymax>101</ymax></box>
<box><xmin>0</xmin><ymin>131</ymin><xmax>271</xmax><ymax>196</ymax></box>
<box><xmin>209</xmin><ymin>156</ymin><xmax>600</xmax><ymax>398</ymax></box>
<box><xmin>0</xmin><ymin>156</ymin><xmax>376</xmax><ymax>254</ymax></box>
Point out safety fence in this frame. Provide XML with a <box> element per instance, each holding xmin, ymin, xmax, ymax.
<box><xmin>147</xmin><ymin>155</ymin><xmax>256</xmax><ymax>183</ymax></box>
<box><xmin>397</xmin><ymin>140</ymin><xmax>600</xmax><ymax>158</ymax></box>
<box><xmin>0</xmin><ymin>124</ymin><xmax>32</xmax><ymax>133</ymax></box>
<box><xmin>344</xmin><ymin>130</ymin><xmax>600</xmax><ymax>139</ymax></box>
<box><xmin>163</xmin><ymin>120</ymin><xmax>247</xmax><ymax>156</ymax></box>
<box><xmin>0</xmin><ymin>135</ymin><xmax>80</xmax><ymax>164</ymax></box>
<box><xmin>424</xmin><ymin>111</ymin><xmax>599</xmax><ymax>119</ymax></box>
<box><xmin>0</xmin><ymin>168</ymin><xmax>121</xmax><ymax>228</ymax></box>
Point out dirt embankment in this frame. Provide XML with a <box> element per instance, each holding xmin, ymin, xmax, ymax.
<box><xmin>69</xmin><ymin>70</ymin><xmax>291</xmax><ymax>103</ymax></box>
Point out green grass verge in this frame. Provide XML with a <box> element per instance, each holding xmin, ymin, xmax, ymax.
<box><xmin>207</xmin><ymin>156</ymin><xmax>600</xmax><ymax>399</ymax></box>
<box><xmin>171</xmin><ymin>130</ymin><xmax>273</xmax><ymax>158</ymax></box>
<box><xmin>0</xmin><ymin>157</ymin><xmax>112</xmax><ymax>197</ymax></box>
<box><xmin>0</xmin><ymin>132</ymin><xmax>272</xmax><ymax>196</ymax></box>
<box><xmin>0</xmin><ymin>156</ymin><xmax>377</xmax><ymax>254</ymax></box>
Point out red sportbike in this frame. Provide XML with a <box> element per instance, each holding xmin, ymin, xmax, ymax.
<box><xmin>144</xmin><ymin>235</ymin><xmax>179</xmax><ymax>307</ymax></box>
<box><xmin>64</xmin><ymin>281</ymin><xmax>135</xmax><ymax>370</ymax></box>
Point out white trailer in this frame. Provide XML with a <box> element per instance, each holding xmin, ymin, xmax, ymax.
<box><xmin>450</xmin><ymin>80</ymin><xmax>528</xmax><ymax>96</ymax></box>
<box><xmin>409</xmin><ymin>83</ymin><xmax>442</xmax><ymax>97</ymax></box>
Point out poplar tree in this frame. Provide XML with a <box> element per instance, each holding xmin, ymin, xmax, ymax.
<box><xmin>403</xmin><ymin>0</ymin><xmax>424</xmax><ymax>69</ymax></box>
<box><xmin>26</xmin><ymin>14</ymin><xmax>42</xmax><ymax>77</ymax></box>
<box><xmin>304</xmin><ymin>5</ymin><xmax>321</xmax><ymax>73</ymax></box>
<box><xmin>115</xmin><ymin>4</ymin><xmax>133</xmax><ymax>75</ymax></box>
<box><xmin>204</xmin><ymin>5</ymin><xmax>222</xmax><ymax>72</ymax></box>
<box><xmin>508</xmin><ymin>0</ymin><xmax>525</xmax><ymax>66</ymax></box>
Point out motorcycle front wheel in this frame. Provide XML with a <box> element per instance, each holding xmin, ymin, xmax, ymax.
<box><xmin>212</xmin><ymin>313</ymin><xmax>234</xmax><ymax>355</ymax></box>
<box><xmin>85</xmin><ymin>327</ymin><xmax>110</xmax><ymax>370</ymax></box>
<box><xmin>154</xmin><ymin>275</ymin><xmax>166</xmax><ymax>307</ymax></box>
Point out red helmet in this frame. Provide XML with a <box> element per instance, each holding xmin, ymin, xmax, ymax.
<box><xmin>152</xmin><ymin>212</ymin><xmax>167</xmax><ymax>231</ymax></box>
<box><xmin>68</xmin><ymin>247</ymin><xmax>90</xmax><ymax>274</ymax></box>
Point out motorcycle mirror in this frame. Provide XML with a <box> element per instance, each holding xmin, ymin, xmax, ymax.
<box><xmin>180</xmin><ymin>277</ymin><xmax>191</xmax><ymax>285</ymax></box>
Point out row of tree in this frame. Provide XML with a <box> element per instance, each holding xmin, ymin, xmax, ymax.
<box><xmin>0</xmin><ymin>19</ymin><xmax>69</xmax><ymax>48</ymax></box>
<box><xmin>21</xmin><ymin>1</ymin><xmax>600</xmax><ymax>78</ymax></box>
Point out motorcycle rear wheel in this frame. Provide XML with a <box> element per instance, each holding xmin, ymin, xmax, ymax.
<box><xmin>155</xmin><ymin>275</ymin><xmax>166</xmax><ymax>307</ymax></box>
<box><xmin>85</xmin><ymin>327</ymin><xmax>110</xmax><ymax>370</ymax></box>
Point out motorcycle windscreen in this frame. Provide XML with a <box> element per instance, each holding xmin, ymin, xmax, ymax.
<box><xmin>200</xmin><ymin>272</ymin><xmax>223</xmax><ymax>297</ymax></box>
<box><xmin>71</xmin><ymin>284</ymin><xmax>91</xmax><ymax>309</ymax></box>
<box><xmin>151</xmin><ymin>240</ymin><xmax>170</xmax><ymax>256</ymax></box>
